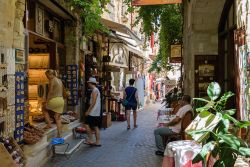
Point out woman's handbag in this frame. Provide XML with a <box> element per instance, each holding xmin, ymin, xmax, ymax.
<box><xmin>122</xmin><ymin>99</ymin><xmax>129</xmax><ymax>107</ymax></box>
<box><xmin>122</xmin><ymin>88</ymin><xmax>136</xmax><ymax>107</ymax></box>
<box><xmin>63</xmin><ymin>85</ymin><xmax>70</xmax><ymax>99</ymax></box>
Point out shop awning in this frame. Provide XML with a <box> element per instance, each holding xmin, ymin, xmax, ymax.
<box><xmin>114</xmin><ymin>32</ymin><xmax>144</xmax><ymax>58</ymax></box>
<box><xmin>39</xmin><ymin>0</ymin><xmax>75</xmax><ymax>20</ymax></box>
<box><xmin>101</xmin><ymin>18</ymin><xmax>142</xmax><ymax>45</ymax></box>
<box><xmin>132</xmin><ymin>0</ymin><xmax>182</xmax><ymax>6</ymax></box>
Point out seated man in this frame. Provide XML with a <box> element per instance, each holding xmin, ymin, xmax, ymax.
<box><xmin>154</xmin><ymin>95</ymin><xmax>193</xmax><ymax>156</ymax></box>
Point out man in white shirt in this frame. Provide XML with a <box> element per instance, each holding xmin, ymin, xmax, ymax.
<box><xmin>154</xmin><ymin>95</ymin><xmax>193</xmax><ymax>156</ymax></box>
<box><xmin>84</xmin><ymin>77</ymin><xmax>102</xmax><ymax>147</ymax></box>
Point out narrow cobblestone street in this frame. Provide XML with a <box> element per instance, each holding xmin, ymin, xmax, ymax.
<box><xmin>43</xmin><ymin>102</ymin><xmax>163</xmax><ymax>167</ymax></box>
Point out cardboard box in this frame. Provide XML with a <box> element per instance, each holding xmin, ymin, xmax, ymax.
<box><xmin>102</xmin><ymin>112</ymin><xmax>112</xmax><ymax>128</ymax></box>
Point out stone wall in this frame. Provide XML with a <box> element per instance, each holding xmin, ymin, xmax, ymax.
<box><xmin>0</xmin><ymin>0</ymin><xmax>16</xmax><ymax>49</ymax></box>
<box><xmin>183</xmin><ymin>0</ymin><xmax>225</xmax><ymax>97</ymax></box>
<box><xmin>0</xmin><ymin>0</ymin><xmax>25</xmax><ymax>136</ymax></box>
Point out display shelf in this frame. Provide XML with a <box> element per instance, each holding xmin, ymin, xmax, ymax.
<box><xmin>28</xmin><ymin>54</ymin><xmax>49</xmax><ymax>69</ymax></box>
<box><xmin>66</xmin><ymin>65</ymin><xmax>78</xmax><ymax>106</ymax></box>
<box><xmin>0</xmin><ymin>137</ymin><xmax>26</xmax><ymax>167</ymax></box>
<box><xmin>0</xmin><ymin>143</ymin><xmax>17</xmax><ymax>167</ymax></box>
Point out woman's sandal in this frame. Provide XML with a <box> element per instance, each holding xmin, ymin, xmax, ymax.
<box><xmin>127</xmin><ymin>126</ymin><xmax>130</xmax><ymax>130</ymax></box>
<box><xmin>84</xmin><ymin>141</ymin><xmax>95</xmax><ymax>146</ymax></box>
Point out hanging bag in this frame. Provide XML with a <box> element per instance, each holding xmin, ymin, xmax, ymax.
<box><xmin>122</xmin><ymin>88</ymin><xmax>136</xmax><ymax>107</ymax></box>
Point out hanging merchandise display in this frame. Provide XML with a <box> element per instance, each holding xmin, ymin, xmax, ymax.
<box><xmin>14</xmin><ymin>72</ymin><xmax>25</xmax><ymax>144</ymax></box>
<box><xmin>235</xmin><ymin>27</ymin><xmax>250</xmax><ymax>121</ymax></box>
<box><xmin>135</xmin><ymin>76</ymin><xmax>144</xmax><ymax>108</ymax></box>
<box><xmin>66</xmin><ymin>65</ymin><xmax>79</xmax><ymax>106</ymax></box>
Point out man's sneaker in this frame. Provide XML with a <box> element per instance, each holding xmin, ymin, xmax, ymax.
<box><xmin>155</xmin><ymin>150</ymin><xmax>164</xmax><ymax>156</ymax></box>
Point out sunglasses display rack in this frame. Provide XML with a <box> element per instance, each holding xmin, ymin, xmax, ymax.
<box><xmin>14</xmin><ymin>72</ymin><xmax>25</xmax><ymax>144</ymax></box>
<box><xmin>66</xmin><ymin>65</ymin><xmax>78</xmax><ymax>106</ymax></box>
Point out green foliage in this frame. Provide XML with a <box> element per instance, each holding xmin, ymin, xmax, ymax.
<box><xmin>188</xmin><ymin>82</ymin><xmax>250</xmax><ymax>166</ymax></box>
<box><xmin>70</xmin><ymin>0</ymin><xmax>110</xmax><ymax>36</ymax></box>
<box><xmin>161</xmin><ymin>88</ymin><xmax>182</xmax><ymax>108</ymax></box>
<box><xmin>124</xmin><ymin>1</ymin><xmax>182</xmax><ymax>73</ymax></box>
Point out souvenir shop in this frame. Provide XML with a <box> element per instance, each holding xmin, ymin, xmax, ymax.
<box><xmin>82</xmin><ymin>33</ymin><xmax>113</xmax><ymax>128</ymax></box>
<box><xmin>0</xmin><ymin>0</ymin><xmax>80</xmax><ymax>166</ymax></box>
<box><xmin>19</xmin><ymin>0</ymin><xmax>80</xmax><ymax>144</ymax></box>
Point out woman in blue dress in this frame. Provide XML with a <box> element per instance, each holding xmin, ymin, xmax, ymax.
<box><xmin>123</xmin><ymin>79</ymin><xmax>139</xmax><ymax>130</ymax></box>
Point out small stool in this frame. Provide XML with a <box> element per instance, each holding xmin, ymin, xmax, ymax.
<box><xmin>51</xmin><ymin>143</ymin><xmax>70</xmax><ymax>158</ymax></box>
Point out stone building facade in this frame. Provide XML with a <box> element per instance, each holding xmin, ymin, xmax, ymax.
<box><xmin>0</xmin><ymin>0</ymin><xmax>25</xmax><ymax>136</ymax></box>
<box><xmin>0</xmin><ymin>0</ymin><xmax>82</xmax><ymax>138</ymax></box>
<box><xmin>183</xmin><ymin>0</ymin><xmax>250</xmax><ymax>121</ymax></box>
<box><xmin>182</xmin><ymin>0</ymin><xmax>225</xmax><ymax>98</ymax></box>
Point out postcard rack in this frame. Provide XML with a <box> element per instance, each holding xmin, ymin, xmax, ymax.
<box><xmin>66</xmin><ymin>65</ymin><xmax>78</xmax><ymax>106</ymax></box>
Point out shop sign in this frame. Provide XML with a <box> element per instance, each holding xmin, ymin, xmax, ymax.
<box><xmin>129</xmin><ymin>54</ymin><xmax>140</xmax><ymax>70</ymax></box>
<box><xmin>132</xmin><ymin>0</ymin><xmax>182</xmax><ymax>6</ymax></box>
<box><xmin>15</xmin><ymin>49</ymin><xmax>24</xmax><ymax>64</ymax></box>
<box><xmin>170</xmin><ymin>44</ymin><xmax>182</xmax><ymax>63</ymax></box>
<box><xmin>110</xmin><ymin>43</ymin><xmax>128</xmax><ymax>68</ymax></box>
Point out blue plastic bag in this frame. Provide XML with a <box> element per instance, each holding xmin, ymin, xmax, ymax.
<box><xmin>51</xmin><ymin>138</ymin><xmax>64</xmax><ymax>145</ymax></box>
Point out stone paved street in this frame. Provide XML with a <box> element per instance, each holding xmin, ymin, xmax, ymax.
<box><xmin>43</xmin><ymin>102</ymin><xmax>163</xmax><ymax>167</ymax></box>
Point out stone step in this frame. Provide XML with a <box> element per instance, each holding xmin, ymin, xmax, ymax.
<box><xmin>35</xmin><ymin>120</ymin><xmax>81</xmax><ymax>141</ymax></box>
<box><xmin>24</xmin><ymin>120</ymin><xmax>82</xmax><ymax>167</ymax></box>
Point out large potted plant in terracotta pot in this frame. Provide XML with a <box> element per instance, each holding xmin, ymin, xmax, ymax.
<box><xmin>186</xmin><ymin>82</ymin><xmax>250</xmax><ymax>167</ymax></box>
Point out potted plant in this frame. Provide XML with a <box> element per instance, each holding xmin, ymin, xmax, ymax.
<box><xmin>186</xmin><ymin>82</ymin><xmax>250</xmax><ymax>167</ymax></box>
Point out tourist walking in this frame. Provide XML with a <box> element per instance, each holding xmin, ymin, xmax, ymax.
<box><xmin>84</xmin><ymin>77</ymin><xmax>102</xmax><ymax>146</ymax></box>
<box><xmin>44</xmin><ymin>69</ymin><xmax>64</xmax><ymax>137</ymax></box>
<box><xmin>123</xmin><ymin>79</ymin><xmax>139</xmax><ymax>130</ymax></box>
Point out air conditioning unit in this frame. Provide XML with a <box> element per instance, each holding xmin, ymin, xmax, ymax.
<box><xmin>37</xmin><ymin>83</ymin><xmax>49</xmax><ymax>102</ymax></box>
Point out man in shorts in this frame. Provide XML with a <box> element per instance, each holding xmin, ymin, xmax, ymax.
<box><xmin>84</xmin><ymin>77</ymin><xmax>101</xmax><ymax>146</ymax></box>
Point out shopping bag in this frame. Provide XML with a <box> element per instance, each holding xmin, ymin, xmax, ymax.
<box><xmin>51</xmin><ymin>138</ymin><xmax>64</xmax><ymax>145</ymax></box>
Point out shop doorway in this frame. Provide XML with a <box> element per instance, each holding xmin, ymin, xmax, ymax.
<box><xmin>27</xmin><ymin>32</ymin><xmax>65</xmax><ymax>125</ymax></box>
<box><xmin>218</xmin><ymin>0</ymin><xmax>236</xmax><ymax>109</ymax></box>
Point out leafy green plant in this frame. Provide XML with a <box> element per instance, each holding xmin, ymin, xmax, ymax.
<box><xmin>187</xmin><ymin>82</ymin><xmax>250</xmax><ymax>167</ymax></box>
<box><xmin>70</xmin><ymin>0</ymin><xmax>110</xmax><ymax>36</ymax></box>
<box><xmin>124</xmin><ymin>1</ymin><xmax>182</xmax><ymax>73</ymax></box>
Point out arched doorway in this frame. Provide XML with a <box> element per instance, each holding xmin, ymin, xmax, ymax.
<box><xmin>218</xmin><ymin>0</ymin><xmax>236</xmax><ymax>107</ymax></box>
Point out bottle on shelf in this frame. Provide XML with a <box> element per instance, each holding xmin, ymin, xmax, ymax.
<box><xmin>4</xmin><ymin>139</ymin><xmax>14</xmax><ymax>153</ymax></box>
